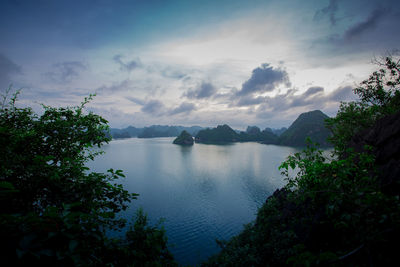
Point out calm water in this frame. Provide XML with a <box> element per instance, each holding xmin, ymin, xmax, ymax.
<box><xmin>87</xmin><ymin>137</ymin><xmax>302</xmax><ymax>265</ymax></box>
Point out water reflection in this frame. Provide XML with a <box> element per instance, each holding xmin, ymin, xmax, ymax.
<box><xmin>88</xmin><ymin>138</ymin><xmax>306</xmax><ymax>265</ymax></box>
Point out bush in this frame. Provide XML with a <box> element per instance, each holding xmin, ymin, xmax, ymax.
<box><xmin>326</xmin><ymin>55</ymin><xmax>400</xmax><ymax>155</ymax></box>
<box><xmin>0</xmin><ymin>89</ymin><xmax>176</xmax><ymax>266</ymax></box>
<box><xmin>203</xmin><ymin>55</ymin><xmax>400</xmax><ymax>266</ymax></box>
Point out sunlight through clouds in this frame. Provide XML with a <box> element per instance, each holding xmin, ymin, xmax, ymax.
<box><xmin>1</xmin><ymin>0</ymin><xmax>398</xmax><ymax>128</ymax></box>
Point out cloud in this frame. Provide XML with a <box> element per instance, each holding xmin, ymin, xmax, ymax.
<box><xmin>344</xmin><ymin>8</ymin><xmax>386</xmax><ymax>41</ymax></box>
<box><xmin>235</xmin><ymin>95</ymin><xmax>266</xmax><ymax>107</ymax></box>
<box><xmin>125</xmin><ymin>95</ymin><xmax>196</xmax><ymax>117</ymax></box>
<box><xmin>168</xmin><ymin>102</ymin><xmax>196</xmax><ymax>115</ymax></box>
<box><xmin>303</xmin><ymin>86</ymin><xmax>324</xmax><ymax>98</ymax></box>
<box><xmin>44</xmin><ymin>61</ymin><xmax>87</xmax><ymax>83</ymax></box>
<box><xmin>267</xmin><ymin>86</ymin><xmax>356</xmax><ymax>111</ymax></box>
<box><xmin>184</xmin><ymin>81</ymin><xmax>217</xmax><ymax>99</ymax></box>
<box><xmin>0</xmin><ymin>54</ymin><xmax>22</xmax><ymax>89</ymax></box>
<box><xmin>113</xmin><ymin>54</ymin><xmax>142</xmax><ymax>72</ymax></box>
<box><xmin>236</xmin><ymin>63</ymin><xmax>290</xmax><ymax>96</ymax></box>
<box><xmin>140</xmin><ymin>99</ymin><xmax>165</xmax><ymax>115</ymax></box>
<box><xmin>232</xmin><ymin>85</ymin><xmax>356</xmax><ymax>116</ymax></box>
<box><xmin>326</xmin><ymin>85</ymin><xmax>354</xmax><ymax>102</ymax></box>
<box><xmin>126</xmin><ymin>96</ymin><xmax>146</xmax><ymax>105</ymax></box>
<box><xmin>96</xmin><ymin>79</ymin><xmax>134</xmax><ymax>93</ymax></box>
<box><xmin>159</xmin><ymin>66</ymin><xmax>187</xmax><ymax>79</ymax></box>
<box><xmin>314</xmin><ymin>0</ymin><xmax>339</xmax><ymax>26</ymax></box>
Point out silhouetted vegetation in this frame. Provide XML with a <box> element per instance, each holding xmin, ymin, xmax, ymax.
<box><xmin>0</xmin><ymin>91</ymin><xmax>177</xmax><ymax>266</ymax></box>
<box><xmin>3</xmin><ymin>54</ymin><xmax>399</xmax><ymax>266</ymax></box>
<box><xmin>203</xmin><ymin>55</ymin><xmax>400</xmax><ymax>266</ymax></box>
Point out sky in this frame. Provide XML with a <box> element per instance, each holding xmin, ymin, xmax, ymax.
<box><xmin>1</xmin><ymin>0</ymin><xmax>399</xmax><ymax>129</ymax></box>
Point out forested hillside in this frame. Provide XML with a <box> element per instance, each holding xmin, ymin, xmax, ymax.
<box><xmin>278</xmin><ymin>110</ymin><xmax>332</xmax><ymax>147</ymax></box>
<box><xmin>203</xmin><ymin>56</ymin><xmax>400</xmax><ymax>266</ymax></box>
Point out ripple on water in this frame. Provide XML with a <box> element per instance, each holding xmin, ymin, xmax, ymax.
<box><xmin>166</xmin><ymin>204</ymin><xmax>246</xmax><ymax>265</ymax></box>
<box><xmin>88</xmin><ymin>138</ymin><xmax>306</xmax><ymax>265</ymax></box>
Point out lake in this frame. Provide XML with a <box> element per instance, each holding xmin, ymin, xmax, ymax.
<box><xmin>87</xmin><ymin>137</ymin><xmax>303</xmax><ymax>265</ymax></box>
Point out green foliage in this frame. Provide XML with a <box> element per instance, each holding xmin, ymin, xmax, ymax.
<box><xmin>203</xmin><ymin>55</ymin><xmax>400</xmax><ymax>266</ymax></box>
<box><xmin>204</xmin><ymin>143</ymin><xmax>400</xmax><ymax>266</ymax></box>
<box><xmin>326</xmin><ymin>55</ymin><xmax>400</xmax><ymax>154</ymax></box>
<box><xmin>0</xmin><ymin>88</ymin><xmax>176</xmax><ymax>266</ymax></box>
<box><xmin>101</xmin><ymin>209</ymin><xmax>176</xmax><ymax>267</ymax></box>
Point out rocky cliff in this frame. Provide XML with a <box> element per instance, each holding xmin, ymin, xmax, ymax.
<box><xmin>349</xmin><ymin>110</ymin><xmax>400</xmax><ymax>195</ymax></box>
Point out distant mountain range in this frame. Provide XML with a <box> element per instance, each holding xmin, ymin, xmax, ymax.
<box><xmin>109</xmin><ymin>125</ymin><xmax>203</xmax><ymax>139</ymax></box>
<box><xmin>193</xmin><ymin>125</ymin><xmax>279</xmax><ymax>144</ymax></box>
<box><xmin>109</xmin><ymin>110</ymin><xmax>333</xmax><ymax>147</ymax></box>
<box><xmin>194</xmin><ymin>110</ymin><xmax>332</xmax><ymax>147</ymax></box>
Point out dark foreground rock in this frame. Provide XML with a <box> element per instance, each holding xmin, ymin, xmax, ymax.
<box><xmin>349</xmin><ymin>110</ymin><xmax>400</xmax><ymax>195</ymax></box>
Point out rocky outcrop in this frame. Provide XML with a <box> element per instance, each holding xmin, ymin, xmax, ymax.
<box><xmin>195</xmin><ymin>125</ymin><xmax>239</xmax><ymax>143</ymax></box>
<box><xmin>173</xmin><ymin>130</ymin><xmax>194</xmax><ymax>146</ymax></box>
<box><xmin>278</xmin><ymin>110</ymin><xmax>332</xmax><ymax>147</ymax></box>
<box><xmin>349</xmin><ymin>110</ymin><xmax>400</xmax><ymax>195</ymax></box>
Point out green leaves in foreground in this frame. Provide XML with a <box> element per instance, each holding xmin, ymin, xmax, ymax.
<box><xmin>0</xmin><ymin>90</ymin><xmax>176</xmax><ymax>266</ymax></box>
<box><xmin>204</xmin><ymin>143</ymin><xmax>400</xmax><ymax>266</ymax></box>
<box><xmin>203</xmin><ymin>54</ymin><xmax>400</xmax><ymax>266</ymax></box>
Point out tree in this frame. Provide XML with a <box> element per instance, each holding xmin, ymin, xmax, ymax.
<box><xmin>0</xmin><ymin>89</ymin><xmax>176</xmax><ymax>266</ymax></box>
<box><xmin>203</xmin><ymin>55</ymin><xmax>400</xmax><ymax>266</ymax></box>
<box><xmin>326</xmin><ymin>54</ymin><xmax>400</xmax><ymax>154</ymax></box>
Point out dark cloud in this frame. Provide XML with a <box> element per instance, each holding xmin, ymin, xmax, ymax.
<box><xmin>236</xmin><ymin>95</ymin><xmax>266</xmax><ymax>107</ymax></box>
<box><xmin>326</xmin><ymin>85</ymin><xmax>354</xmax><ymax>101</ymax></box>
<box><xmin>184</xmin><ymin>82</ymin><xmax>217</xmax><ymax>99</ymax></box>
<box><xmin>344</xmin><ymin>8</ymin><xmax>386</xmax><ymax>41</ymax></box>
<box><xmin>96</xmin><ymin>79</ymin><xmax>133</xmax><ymax>93</ymax></box>
<box><xmin>113</xmin><ymin>54</ymin><xmax>142</xmax><ymax>72</ymax></box>
<box><xmin>303</xmin><ymin>86</ymin><xmax>324</xmax><ymax>98</ymax></box>
<box><xmin>267</xmin><ymin>86</ymin><xmax>356</xmax><ymax>111</ymax></box>
<box><xmin>141</xmin><ymin>99</ymin><xmax>165</xmax><ymax>115</ymax></box>
<box><xmin>168</xmin><ymin>102</ymin><xmax>196</xmax><ymax>115</ymax></box>
<box><xmin>126</xmin><ymin>96</ymin><xmax>196</xmax><ymax>117</ymax></box>
<box><xmin>0</xmin><ymin>54</ymin><xmax>21</xmax><ymax>89</ymax></box>
<box><xmin>44</xmin><ymin>61</ymin><xmax>87</xmax><ymax>83</ymax></box>
<box><xmin>237</xmin><ymin>63</ymin><xmax>290</xmax><ymax>96</ymax></box>
<box><xmin>309</xmin><ymin>2</ymin><xmax>400</xmax><ymax>60</ymax></box>
<box><xmin>233</xmin><ymin>85</ymin><xmax>356</xmax><ymax>115</ymax></box>
<box><xmin>126</xmin><ymin>96</ymin><xmax>146</xmax><ymax>105</ymax></box>
<box><xmin>314</xmin><ymin>0</ymin><xmax>339</xmax><ymax>26</ymax></box>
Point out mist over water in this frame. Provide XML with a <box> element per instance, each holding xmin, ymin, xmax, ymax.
<box><xmin>88</xmin><ymin>137</ymin><xmax>302</xmax><ymax>265</ymax></box>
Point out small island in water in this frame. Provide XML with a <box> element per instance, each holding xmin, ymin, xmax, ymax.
<box><xmin>173</xmin><ymin>130</ymin><xmax>194</xmax><ymax>146</ymax></box>
<box><xmin>190</xmin><ymin>110</ymin><xmax>332</xmax><ymax>147</ymax></box>
<box><xmin>111</xmin><ymin>110</ymin><xmax>334</xmax><ymax>148</ymax></box>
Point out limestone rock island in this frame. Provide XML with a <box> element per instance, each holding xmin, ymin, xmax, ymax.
<box><xmin>173</xmin><ymin>130</ymin><xmax>194</xmax><ymax>146</ymax></box>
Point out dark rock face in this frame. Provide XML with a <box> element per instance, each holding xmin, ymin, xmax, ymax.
<box><xmin>349</xmin><ymin>110</ymin><xmax>400</xmax><ymax>195</ymax></box>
